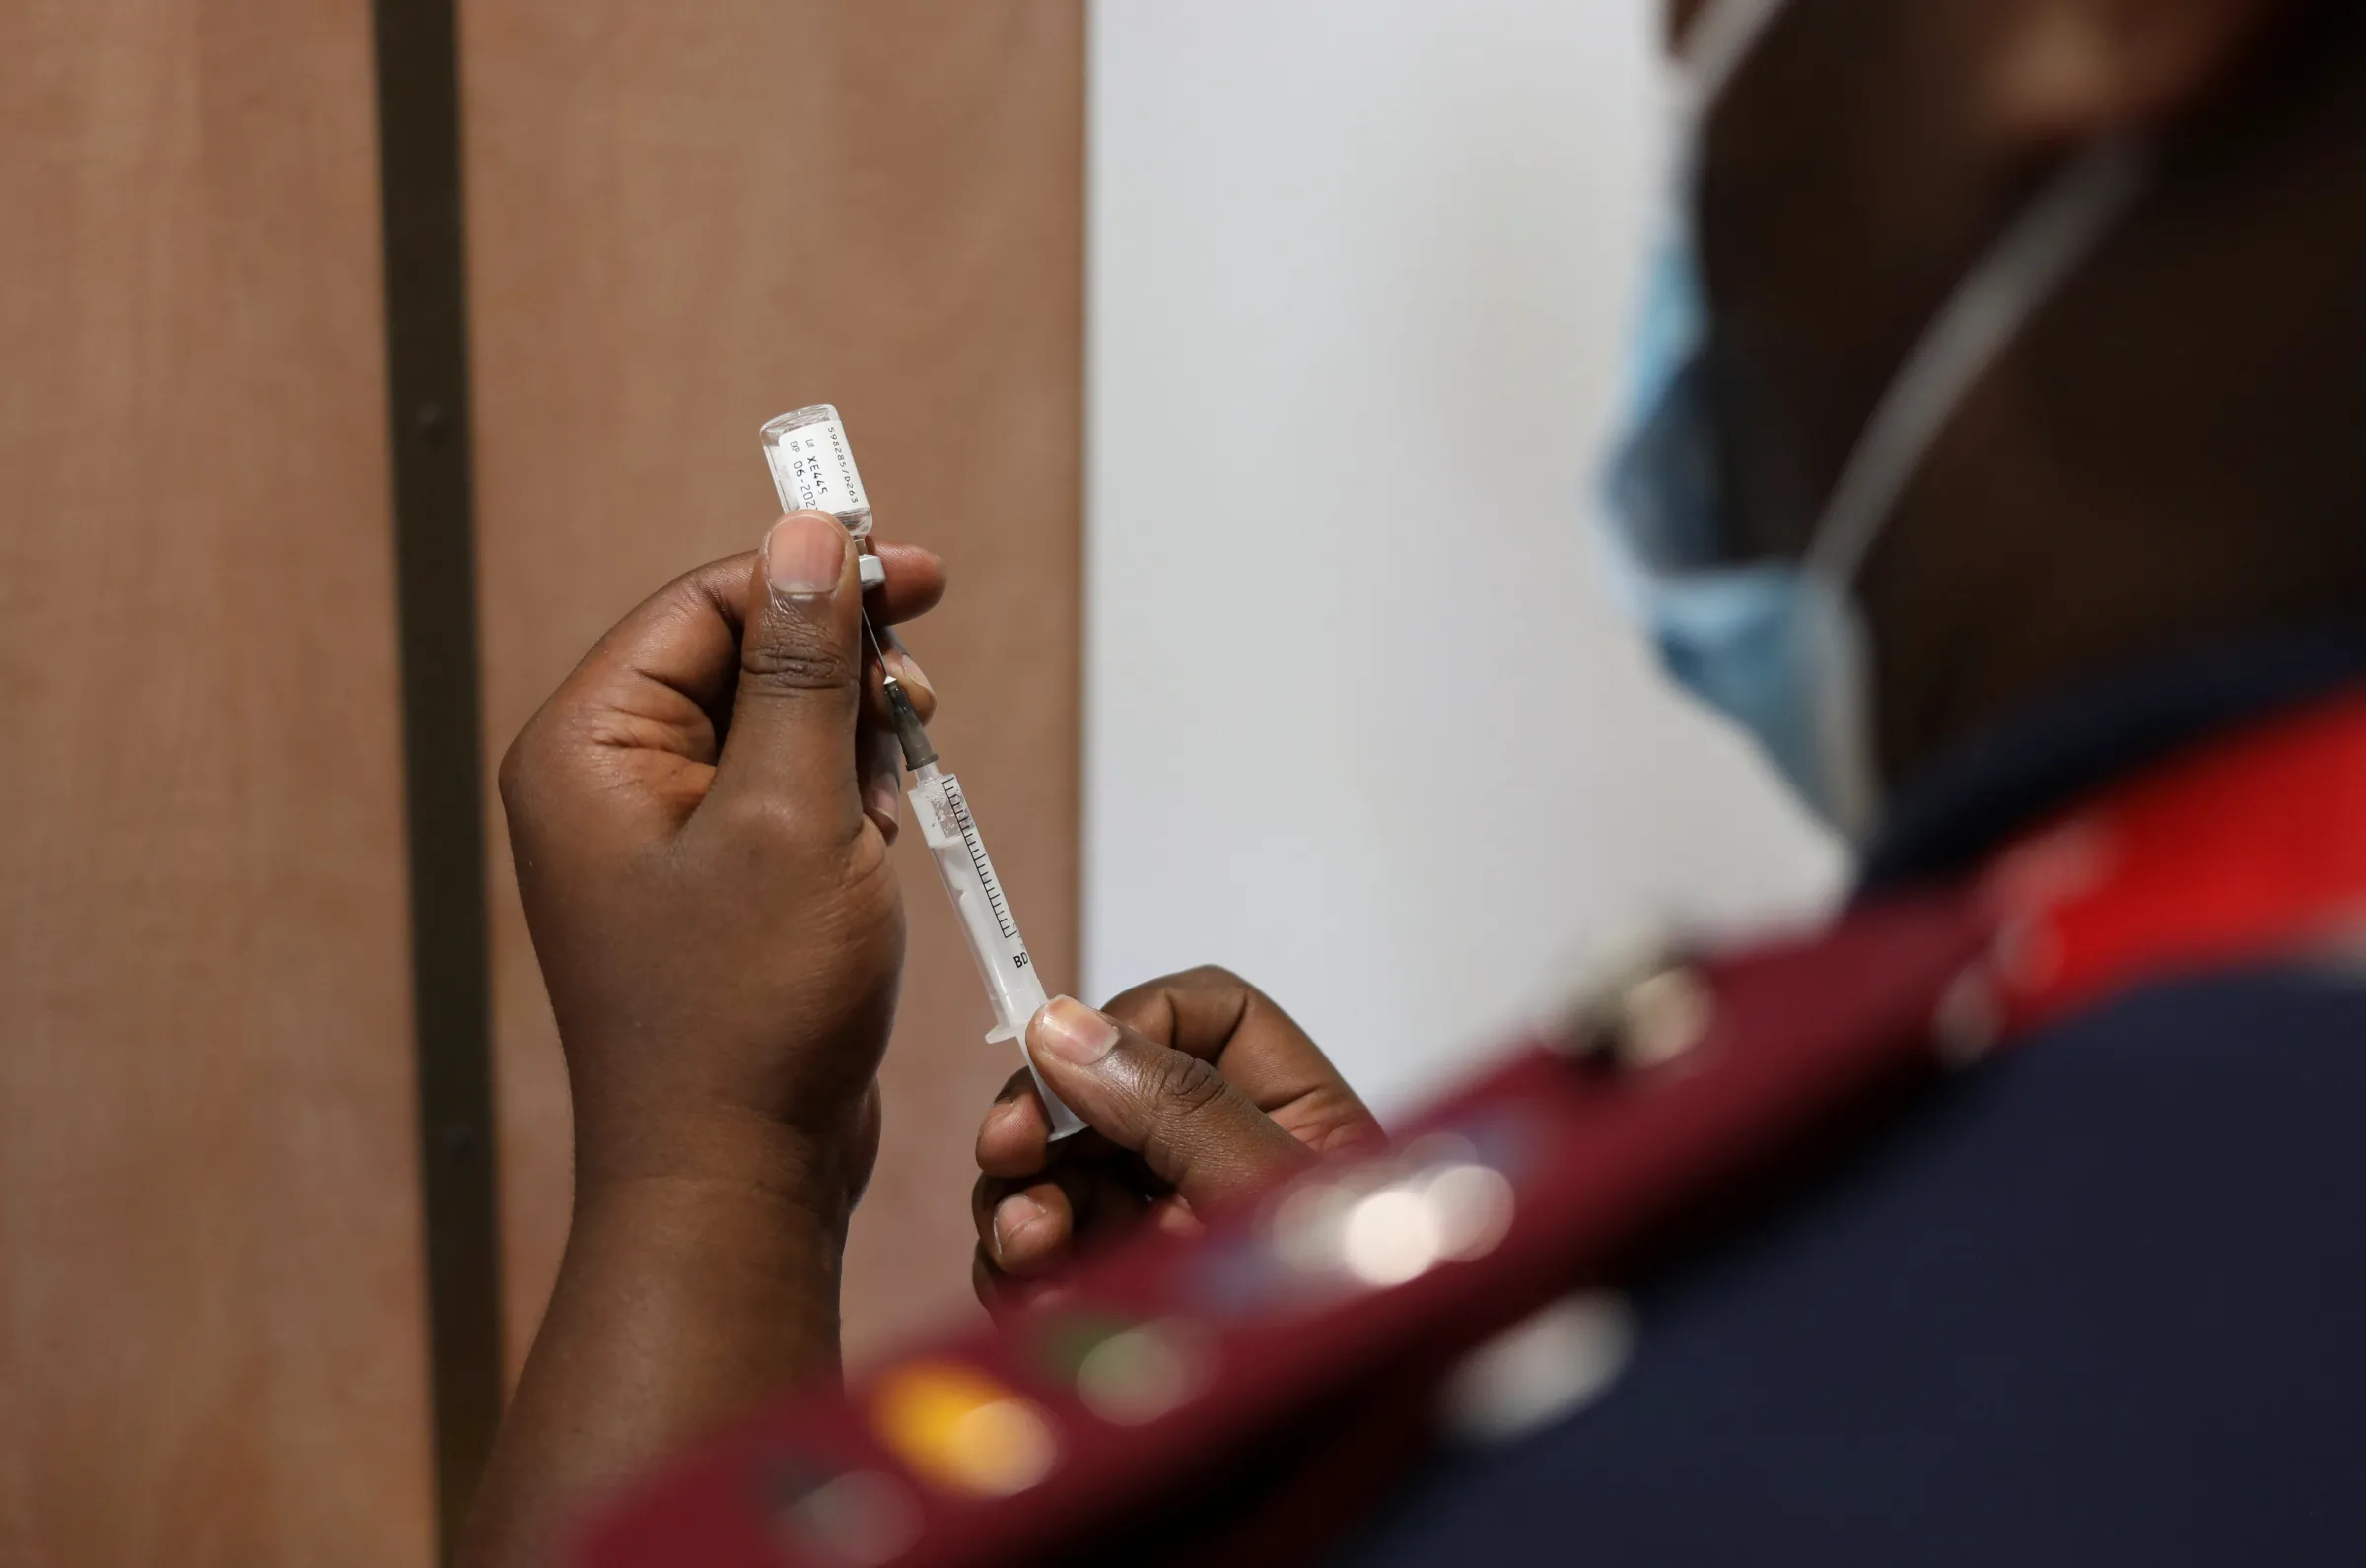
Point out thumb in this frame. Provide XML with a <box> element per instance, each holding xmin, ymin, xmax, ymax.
<box><xmin>709</xmin><ymin>511</ymin><xmax>866</xmax><ymax>824</ymax></box>
<box><xmin>1028</xmin><ymin>996</ymin><xmax>1317</xmax><ymax>1208</ymax></box>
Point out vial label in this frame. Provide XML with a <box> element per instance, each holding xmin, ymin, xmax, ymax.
<box><xmin>767</xmin><ymin>412</ymin><xmax>870</xmax><ymax>519</ymax></box>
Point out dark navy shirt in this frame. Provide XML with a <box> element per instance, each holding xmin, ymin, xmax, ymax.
<box><xmin>1343</xmin><ymin>632</ymin><xmax>2366</xmax><ymax>1567</ymax></box>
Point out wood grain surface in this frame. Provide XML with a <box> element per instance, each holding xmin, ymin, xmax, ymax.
<box><xmin>458</xmin><ymin>0</ymin><xmax>1086</xmax><ymax>1372</ymax></box>
<box><xmin>0</xmin><ymin>2</ymin><xmax>436</xmax><ymax>1564</ymax></box>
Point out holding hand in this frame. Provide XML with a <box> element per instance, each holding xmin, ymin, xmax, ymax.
<box><xmin>971</xmin><ymin>967</ymin><xmax>1385</xmax><ymax>1312</ymax></box>
<box><xmin>464</xmin><ymin>513</ymin><xmax>943</xmax><ymax>1568</ymax></box>
<box><xmin>500</xmin><ymin>512</ymin><xmax>941</xmax><ymax>1218</ymax></box>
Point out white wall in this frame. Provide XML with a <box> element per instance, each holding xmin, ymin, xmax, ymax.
<box><xmin>1085</xmin><ymin>0</ymin><xmax>1844</xmax><ymax>1115</ymax></box>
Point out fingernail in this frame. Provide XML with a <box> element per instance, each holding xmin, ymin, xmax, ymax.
<box><xmin>866</xmin><ymin>771</ymin><xmax>900</xmax><ymax>830</ymax></box>
<box><xmin>1153</xmin><ymin>1202</ymin><xmax>1207</xmax><ymax>1240</ymax></box>
<box><xmin>993</xmin><ymin>1193</ymin><xmax>1045</xmax><ymax>1254</ymax></box>
<box><xmin>884</xmin><ymin>646</ymin><xmax>935</xmax><ymax>703</ymax></box>
<box><xmin>765</xmin><ymin>511</ymin><xmax>845</xmax><ymax>600</ymax></box>
<box><xmin>1034</xmin><ymin>996</ymin><xmax>1120</xmax><ymax>1065</ymax></box>
<box><xmin>982</xmin><ymin>1100</ymin><xmax>1022</xmax><ymax>1146</ymax></box>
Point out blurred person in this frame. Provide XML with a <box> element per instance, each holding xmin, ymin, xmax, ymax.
<box><xmin>465</xmin><ymin>0</ymin><xmax>2366</xmax><ymax>1563</ymax></box>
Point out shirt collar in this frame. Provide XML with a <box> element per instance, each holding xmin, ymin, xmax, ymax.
<box><xmin>1859</xmin><ymin>623</ymin><xmax>2366</xmax><ymax>892</ymax></box>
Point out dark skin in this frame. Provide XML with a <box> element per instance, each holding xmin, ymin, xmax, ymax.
<box><xmin>469</xmin><ymin>2</ymin><xmax>2365</xmax><ymax>1560</ymax></box>
<box><xmin>970</xmin><ymin>976</ymin><xmax>1385</xmax><ymax>1311</ymax></box>
<box><xmin>1676</xmin><ymin>0</ymin><xmax>2366</xmax><ymax>776</ymax></box>
<box><xmin>462</xmin><ymin>514</ymin><xmax>946</xmax><ymax>1567</ymax></box>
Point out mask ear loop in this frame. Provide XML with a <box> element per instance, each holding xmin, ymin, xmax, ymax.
<box><xmin>1783</xmin><ymin>141</ymin><xmax>2153</xmax><ymax>843</ymax></box>
<box><xmin>1682</xmin><ymin>0</ymin><xmax>1795</xmax><ymax>111</ymax></box>
<box><xmin>1805</xmin><ymin>141</ymin><xmax>2153</xmax><ymax>588</ymax></box>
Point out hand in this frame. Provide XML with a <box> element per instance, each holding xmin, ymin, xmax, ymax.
<box><xmin>970</xmin><ymin>967</ymin><xmax>1384</xmax><ymax>1312</ymax></box>
<box><xmin>463</xmin><ymin>513</ymin><xmax>944</xmax><ymax>1568</ymax></box>
<box><xmin>499</xmin><ymin>511</ymin><xmax>943</xmax><ymax>1223</ymax></box>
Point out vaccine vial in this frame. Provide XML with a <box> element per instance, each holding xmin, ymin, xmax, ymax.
<box><xmin>762</xmin><ymin>403</ymin><xmax>884</xmax><ymax>588</ymax></box>
<box><xmin>761</xmin><ymin>404</ymin><xmax>872</xmax><ymax>538</ymax></box>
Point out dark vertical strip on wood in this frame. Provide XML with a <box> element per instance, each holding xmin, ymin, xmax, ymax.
<box><xmin>368</xmin><ymin>0</ymin><xmax>504</xmax><ymax>1558</ymax></box>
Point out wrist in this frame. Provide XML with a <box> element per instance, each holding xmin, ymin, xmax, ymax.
<box><xmin>573</xmin><ymin>1099</ymin><xmax>874</xmax><ymax>1237</ymax></box>
<box><xmin>560</xmin><ymin>1111</ymin><xmax>866</xmax><ymax>1392</ymax></box>
<box><xmin>480</xmin><ymin>1121</ymin><xmax>857</xmax><ymax>1555</ymax></box>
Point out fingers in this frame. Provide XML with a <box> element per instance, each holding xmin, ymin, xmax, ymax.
<box><xmin>1026</xmin><ymin>996</ymin><xmax>1319</xmax><ymax>1209</ymax></box>
<box><xmin>860</xmin><ymin>722</ymin><xmax>902</xmax><ymax>844</ymax></box>
<box><xmin>970</xmin><ymin>1164</ymin><xmax>1149</xmax><ymax>1283</ymax></box>
<box><xmin>502</xmin><ymin>534</ymin><xmax>946</xmax><ymax>836</ymax></box>
<box><xmin>499</xmin><ymin>554</ymin><xmax>755</xmax><ymax>853</ymax></box>
<box><xmin>704</xmin><ymin>512</ymin><xmax>868</xmax><ymax>830</ymax></box>
<box><xmin>973</xmin><ymin>1245</ymin><xmax>1071</xmax><ymax>1317</ymax></box>
<box><xmin>1103</xmin><ymin>966</ymin><xmax>1386</xmax><ymax>1156</ymax></box>
<box><xmin>879</xmin><ymin>627</ymin><xmax>937</xmax><ymax>723</ymax></box>
<box><xmin>1104</xmin><ymin>965</ymin><xmax>1357</xmax><ymax>1102</ymax></box>
<box><xmin>516</xmin><ymin>554</ymin><xmax>746</xmax><ymax>753</ymax></box>
<box><xmin>865</xmin><ymin>541</ymin><xmax>947</xmax><ymax>627</ymax></box>
<box><xmin>546</xmin><ymin>537</ymin><xmax>941</xmax><ymax>744</ymax></box>
<box><xmin>977</xmin><ymin>1068</ymin><xmax>1053</xmax><ymax>1179</ymax></box>
<box><xmin>858</xmin><ymin>630</ymin><xmax>937</xmax><ymax>733</ymax></box>
<box><xmin>973</xmin><ymin>1175</ymin><xmax>1077</xmax><ymax>1279</ymax></box>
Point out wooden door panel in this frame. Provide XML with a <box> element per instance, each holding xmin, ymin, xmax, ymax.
<box><xmin>0</xmin><ymin>2</ymin><xmax>434</xmax><ymax>1563</ymax></box>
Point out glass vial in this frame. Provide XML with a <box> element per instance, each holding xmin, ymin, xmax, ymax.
<box><xmin>760</xmin><ymin>404</ymin><xmax>872</xmax><ymax>537</ymax></box>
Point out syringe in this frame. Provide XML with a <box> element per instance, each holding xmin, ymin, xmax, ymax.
<box><xmin>877</xmin><ymin>676</ymin><xmax>1085</xmax><ymax>1140</ymax></box>
<box><xmin>760</xmin><ymin>404</ymin><xmax>1085</xmax><ymax>1139</ymax></box>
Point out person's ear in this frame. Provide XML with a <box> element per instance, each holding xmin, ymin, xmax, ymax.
<box><xmin>1987</xmin><ymin>0</ymin><xmax>2305</xmax><ymax>144</ymax></box>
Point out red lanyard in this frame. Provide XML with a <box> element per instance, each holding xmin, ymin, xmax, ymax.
<box><xmin>1977</xmin><ymin>689</ymin><xmax>2366</xmax><ymax>1034</ymax></box>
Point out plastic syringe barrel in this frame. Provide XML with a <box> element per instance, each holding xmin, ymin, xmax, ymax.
<box><xmin>908</xmin><ymin>761</ymin><xmax>1086</xmax><ymax>1139</ymax></box>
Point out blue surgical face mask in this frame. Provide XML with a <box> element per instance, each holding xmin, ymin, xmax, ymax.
<box><xmin>1599</xmin><ymin>0</ymin><xmax>2149</xmax><ymax>842</ymax></box>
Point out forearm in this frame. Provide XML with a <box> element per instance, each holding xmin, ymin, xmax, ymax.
<box><xmin>459</xmin><ymin>1148</ymin><xmax>850</xmax><ymax>1568</ymax></box>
